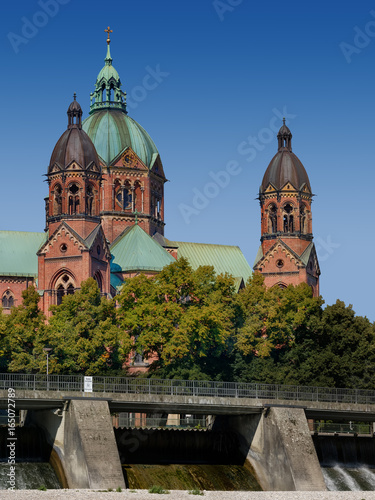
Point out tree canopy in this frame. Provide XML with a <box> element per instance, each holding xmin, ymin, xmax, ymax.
<box><xmin>116</xmin><ymin>258</ymin><xmax>239</xmax><ymax>379</ymax></box>
<box><xmin>1</xmin><ymin>264</ymin><xmax>374</xmax><ymax>389</ymax></box>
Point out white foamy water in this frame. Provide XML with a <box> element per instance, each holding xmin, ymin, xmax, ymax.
<box><xmin>322</xmin><ymin>464</ymin><xmax>375</xmax><ymax>491</ymax></box>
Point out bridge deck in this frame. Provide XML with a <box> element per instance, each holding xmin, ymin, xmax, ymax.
<box><xmin>2</xmin><ymin>389</ymin><xmax>375</xmax><ymax>421</ymax></box>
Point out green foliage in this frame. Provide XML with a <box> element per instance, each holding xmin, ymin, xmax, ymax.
<box><xmin>1</xmin><ymin>265</ymin><xmax>374</xmax><ymax>392</ymax></box>
<box><xmin>45</xmin><ymin>278</ymin><xmax>132</xmax><ymax>375</ymax></box>
<box><xmin>5</xmin><ymin>286</ymin><xmax>47</xmax><ymax>373</ymax></box>
<box><xmin>117</xmin><ymin>258</ymin><xmax>237</xmax><ymax>376</ymax></box>
<box><xmin>236</xmin><ymin>274</ymin><xmax>323</xmax><ymax>358</ymax></box>
<box><xmin>281</xmin><ymin>299</ymin><xmax>375</xmax><ymax>389</ymax></box>
<box><xmin>188</xmin><ymin>490</ymin><xmax>204</xmax><ymax>495</ymax></box>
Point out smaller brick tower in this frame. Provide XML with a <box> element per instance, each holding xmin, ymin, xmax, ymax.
<box><xmin>38</xmin><ymin>96</ymin><xmax>111</xmax><ymax>315</ymax></box>
<box><xmin>253</xmin><ymin>120</ymin><xmax>320</xmax><ymax>296</ymax></box>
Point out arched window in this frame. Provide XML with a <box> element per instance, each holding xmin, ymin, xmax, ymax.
<box><xmin>283</xmin><ymin>204</ymin><xmax>294</xmax><ymax>233</ymax></box>
<box><xmin>53</xmin><ymin>185</ymin><xmax>62</xmax><ymax>216</ymax></box>
<box><xmin>300</xmin><ymin>205</ymin><xmax>306</xmax><ymax>234</ymax></box>
<box><xmin>268</xmin><ymin>204</ymin><xmax>277</xmax><ymax>233</ymax></box>
<box><xmin>86</xmin><ymin>184</ymin><xmax>94</xmax><ymax>215</ymax></box>
<box><xmin>94</xmin><ymin>272</ymin><xmax>102</xmax><ymax>292</ymax></box>
<box><xmin>115</xmin><ymin>185</ymin><xmax>132</xmax><ymax>210</ymax></box>
<box><xmin>2</xmin><ymin>290</ymin><xmax>14</xmax><ymax>308</ymax></box>
<box><xmin>56</xmin><ymin>285</ymin><xmax>64</xmax><ymax>306</ymax></box>
<box><xmin>157</xmin><ymin>198</ymin><xmax>162</xmax><ymax>218</ymax></box>
<box><xmin>108</xmin><ymin>83</ymin><xmax>114</xmax><ymax>102</ymax></box>
<box><xmin>68</xmin><ymin>183</ymin><xmax>80</xmax><ymax>215</ymax></box>
<box><xmin>55</xmin><ymin>274</ymin><xmax>76</xmax><ymax>305</ymax></box>
<box><xmin>134</xmin><ymin>183</ymin><xmax>142</xmax><ymax>212</ymax></box>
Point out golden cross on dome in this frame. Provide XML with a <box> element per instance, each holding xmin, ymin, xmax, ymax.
<box><xmin>104</xmin><ymin>26</ymin><xmax>113</xmax><ymax>45</ymax></box>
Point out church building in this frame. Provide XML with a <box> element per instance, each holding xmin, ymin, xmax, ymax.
<box><xmin>0</xmin><ymin>29</ymin><xmax>253</xmax><ymax>318</ymax></box>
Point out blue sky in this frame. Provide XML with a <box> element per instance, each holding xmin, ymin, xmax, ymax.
<box><xmin>1</xmin><ymin>0</ymin><xmax>375</xmax><ymax>320</ymax></box>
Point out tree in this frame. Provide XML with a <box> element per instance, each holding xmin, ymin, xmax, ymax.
<box><xmin>5</xmin><ymin>286</ymin><xmax>47</xmax><ymax>373</ymax></box>
<box><xmin>116</xmin><ymin>258</ymin><xmax>238</xmax><ymax>378</ymax></box>
<box><xmin>45</xmin><ymin>278</ymin><xmax>131</xmax><ymax>375</ymax></box>
<box><xmin>291</xmin><ymin>300</ymin><xmax>375</xmax><ymax>389</ymax></box>
<box><xmin>236</xmin><ymin>273</ymin><xmax>324</xmax><ymax>358</ymax></box>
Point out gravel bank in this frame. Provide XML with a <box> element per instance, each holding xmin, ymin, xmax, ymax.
<box><xmin>1</xmin><ymin>491</ymin><xmax>375</xmax><ymax>500</ymax></box>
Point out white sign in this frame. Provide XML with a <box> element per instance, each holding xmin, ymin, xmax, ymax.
<box><xmin>84</xmin><ymin>376</ymin><xmax>93</xmax><ymax>393</ymax></box>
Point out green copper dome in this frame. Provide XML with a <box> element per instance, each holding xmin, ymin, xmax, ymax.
<box><xmin>82</xmin><ymin>34</ymin><xmax>160</xmax><ymax>168</ymax></box>
<box><xmin>82</xmin><ymin>109</ymin><xmax>159</xmax><ymax>168</ymax></box>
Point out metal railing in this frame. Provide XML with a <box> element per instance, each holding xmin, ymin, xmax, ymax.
<box><xmin>311</xmin><ymin>422</ymin><xmax>373</xmax><ymax>435</ymax></box>
<box><xmin>117</xmin><ymin>414</ymin><xmax>207</xmax><ymax>429</ymax></box>
<box><xmin>0</xmin><ymin>373</ymin><xmax>375</xmax><ymax>406</ymax></box>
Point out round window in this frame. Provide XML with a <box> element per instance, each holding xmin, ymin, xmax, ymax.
<box><xmin>276</xmin><ymin>259</ymin><xmax>284</xmax><ymax>268</ymax></box>
<box><xmin>60</xmin><ymin>243</ymin><xmax>67</xmax><ymax>253</ymax></box>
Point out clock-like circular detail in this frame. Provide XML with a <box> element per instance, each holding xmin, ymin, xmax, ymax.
<box><xmin>122</xmin><ymin>150</ymin><xmax>136</xmax><ymax>167</ymax></box>
<box><xmin>276</xmin><ymin>259</ymin><xmax>284</xmax><ymax>268</ymax></box>
<box><xmin>60</xmin><ymin>243</ymin><xmax>67</xmax><ymax>253</ymax></box>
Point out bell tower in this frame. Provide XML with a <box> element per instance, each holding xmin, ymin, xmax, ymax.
<box><xmin>46</xmin><ymin>94</ymin><xmax>102</xmax><ymax>238</ymax></box>
<box><xmin>253</xmin><ymin>120</ymin><xmax>320</xmax><ymax>296</ymax></box>
<box><xmin>38</xmin><ymin>95</ymin><xmax>111</xmax><ymax>315</ymax></box>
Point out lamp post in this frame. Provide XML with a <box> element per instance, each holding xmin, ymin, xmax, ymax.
<box><xmin>43</xmin><ymin>347</ymin><xmax>52</xmax><ymax>390</ymax></box>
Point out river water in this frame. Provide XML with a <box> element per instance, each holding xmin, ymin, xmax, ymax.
<box><xmin>313</xmin><ymin>434</ymin><xmax>375</xmax><ymax>491</ymax></box>
<box><xmin>0</xmin><ymin>463</ymin><xmax>61</xmax><ymax>489</ymax></box>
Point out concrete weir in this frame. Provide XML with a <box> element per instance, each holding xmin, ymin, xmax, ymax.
<box><xmin>26</xmin><ymin>399</ymin><xmax>326</xmax><ymax>491</ymax></box>
<box><xmin>215</xmin><ymin>406</ymin><xmax>326</xmax><ymax>491</ymax></box>
<box><xmin>27</xmin><ymin>399</ymin><xmax>125</xmax><ymax>490</ymax></box>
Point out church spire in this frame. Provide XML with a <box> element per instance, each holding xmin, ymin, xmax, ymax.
<box><xmin>67</xmin><ymin>93</ymin><xmax>82</xmax><ymax>129</ymax></box>
<box><xmin>277</xmin><ymin>117</ymin><xmax>292</xmax><ymax>151</ymax></box>
<box><xmin>89</xmin><ymin>27</ymin><xmax>127</xmax><ymax>114</ymax></box>
<box><xmin>104</xmin><ymin>26</ymin><xmax>113</xmax><ymax>65</ymax></box>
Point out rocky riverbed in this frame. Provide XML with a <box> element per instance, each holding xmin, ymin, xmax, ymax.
<box><xmin>1</xmin><ymin>491</ymin><xmax>375</xmax><ymax>500</ymax></box>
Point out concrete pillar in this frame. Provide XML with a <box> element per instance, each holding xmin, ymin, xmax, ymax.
<box><xmin>63</xmin><ymin>400</ymin><xmax>125</xmax><ymax>489</ymax></box>
<box><xmin>27</xmin><ymin>399</ymin><xmax>125</xmax><ymax>490</ymax></box>
<box><xmin>215</xmin><ymin>406</ymin><xmax>326</xmax><ymax>491</ymax></box>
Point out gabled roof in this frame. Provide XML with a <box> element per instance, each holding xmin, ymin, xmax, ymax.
<box><xmin>300</xmin><ymin>242</ymin><xmax>314</xmax><ymax>266</ymax></box>
<box><xmin>0</xmin><ymin>231</ymin><xmax>46</xmax><ymax>277</ymax></box>
<box><xmin>110</xmin><ymin>224</ymin><xmax>175</xmax><ymax>273</ymax></box>
<box><xmin>300</xmin><ymin>242</ymin><xmax>321</xmax><ymax>275</ymax></box>
<box><xmin>165</xmin><ymin>240</ymin><xmax>252</xmax><ymax>285</ymax></box>
<box><xmin>253</xmin><ymin>238</ymin><xmax>307</xmax><ymax>271</ymax></box>
<box><xmin>253</xmin><ymin>245</ymin><xmax>264</xmax><ymax>268</ymax></box>
<box><xmin>37</xmin><ymin>222</ymin><xmax>109</xmax><ymax>259</ymax></box>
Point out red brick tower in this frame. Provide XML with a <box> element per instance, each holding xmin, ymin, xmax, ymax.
<box><xmin>253</xmin><ymin>120</ymin><xmax>320</xmax><ymax>296</ymax></box>
<box><xmin>38</xmin><ymin>96</ymin><xmax>111</xmax><ymax>315</ymax></box>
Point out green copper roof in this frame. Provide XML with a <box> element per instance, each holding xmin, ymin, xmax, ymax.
<box><xmin>82</xmin><ymin>110</ymin><xmax>159</xmax><ymax>168</ymax></box>
<box><xmin>0</xmin><ymin>231</ymin><xmax>46</xmax><ymax>277</ymax></box>
<box><xmin>89</xmin><ymin>40</ymin><xmax>127</xmax><ymax>114</ymax></box>
<box><xmin>166</xmin><ymin>240</ymin><xmax>252</xmax><ymax>283</ymax></box>
<box><xmin>110</xmin><ymin>273</ymin><xmax>124</xmax><ymax>291</ymax></box>
<box><xmin>253</xmin><ymin>245</ymin><xmax>264</xmax><ymax>268</ymax></box>
<box><xmin>110</xmin><ymin>224</ymin><xmax>175</xmax><ymax>273</ymax></box>
<box><xmin>97</xmin><ymin>44</ymin><xmax>121</xmax><ymax>82</ymax></box>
